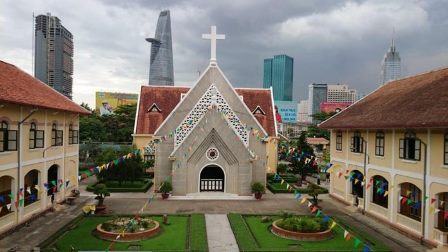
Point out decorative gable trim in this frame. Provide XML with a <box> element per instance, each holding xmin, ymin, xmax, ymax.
<box><xmin>174</xmin><ymin>84</ymin><xmax>249</xmax><ymax>148</ymax></box>
<box><xmin>252</xmin><ymin>105</ymin><xmax>266</xmax><ymax>115</ymax></box>
<box><xmin>188</xmin><ymin>129</ymin><xmax>239</xmax><ymax>165</ymax></box>
<box><xmin>147</xmin><ymin>103</ymin><xmax>161</xmax><ymax>113</ymax></box>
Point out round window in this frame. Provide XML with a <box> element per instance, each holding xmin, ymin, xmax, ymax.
<box><xmin>206</xmin><ymin>148</ymin><xmax>219</xmax><ymax>161</ymax></box>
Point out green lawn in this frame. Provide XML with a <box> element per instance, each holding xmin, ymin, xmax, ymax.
<box><xmin>190</xmin><ymin>214</ymin><xmax>209</xmax><ymax>251</ymax></box>
<box><xmin>228</xmin><ymin>214</ymin><xmax>390</xmax><ymax>251</ymax></box>
<box><xmin>43</xmin><ymin>215</ymin><xmax>207</xmax><ymax>251</ymax></box>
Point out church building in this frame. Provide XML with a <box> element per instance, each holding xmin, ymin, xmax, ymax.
<box><xmin>133</xmin><ymin>26</ymin><xmax>278</xmax><ymax>197</ymax></box>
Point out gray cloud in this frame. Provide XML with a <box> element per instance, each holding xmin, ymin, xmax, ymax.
<box><xmin>1</xmin><ymin>0</ymin><xmax>447</xmax><ymax>106</ymax></box>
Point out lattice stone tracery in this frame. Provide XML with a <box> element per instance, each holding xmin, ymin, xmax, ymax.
<box><xmin>174</xmin><ymin>84</ymin><xmax>249</xmax><ymax>147</ymax></box>
<box><xmin>144</xmin><ymin>140</ymin><xmax>156</xmax><ymax>156</ymax></box>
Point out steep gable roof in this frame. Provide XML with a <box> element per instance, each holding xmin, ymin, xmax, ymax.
<box><xmin>0</xmin><ymin>60</ymin><xmax>90</xmax><ymax>114</ymax></box>
<box><xmin>319</xmin><ymin>67</ymin><xmax>448</xmax><ymax>129</ymax></box>
<box><xmin>134</xmin><ymin>86</ymin><xmax>276</xmax><ymax>136</ymax></box>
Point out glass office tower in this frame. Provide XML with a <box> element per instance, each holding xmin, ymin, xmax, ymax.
<box><xmin>263</xmin><ymin>54</ymin><xmax>293</xmax><ymax>101</ymax></box>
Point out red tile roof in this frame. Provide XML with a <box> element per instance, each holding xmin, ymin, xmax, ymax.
<box><xmin>135</xmin><ymin>86</ymin><xmax>276</xmax><ymax>136</ymax></box>
<box><xmin>0</xmin><ymin>60</ymin><xmax>90</xmax><ymax>114</ymax></box>
<box><xmin>319</xmin><ymin>67</ymin><xmax>448</xmax><ymax>129</ymax></box>
<box><xmin>306</xmin><ymin>137</ymin><xmax>329</xmax><ymax>145</ymax></box>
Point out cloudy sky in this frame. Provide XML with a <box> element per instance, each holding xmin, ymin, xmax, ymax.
<box><xmin>1</xmin><ymin>0</ymin><xmax>447</xmax><ymax>106</ymax></box>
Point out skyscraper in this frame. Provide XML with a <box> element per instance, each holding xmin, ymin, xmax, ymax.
<box><xmin>308</xmin><ymin>83</ymin><xmax>327</xmax><ymax>123</ymax></box>
<box><xmin>380</xmin><ymin>39</ymin><xmax>401</xmax><ymax>84</ymax></box>
<box><xmin>263</xmin><ymin>54</ymin><xmax>294</xmax><ymax>101</ymax></box>
<box><xmin>35</xmin><ymin>13</ymin><xmax>73</xmax><ymax>99</ymax></box>
<box><xmin>146</xmin><ymin>10</ymin><xmax>174</xmax><ymax>85</ymax></box>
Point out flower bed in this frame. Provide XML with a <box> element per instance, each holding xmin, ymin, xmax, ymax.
<box><xmin>86</xmin><ymin>179</ymin><xmax>153</xmax><ymax>192</ymax></box>
<box><xmin>271</xmin><ymin>217</ymin><xmax>332</xmax><ymax>241</ymax></box>
<box><xmin>96</xmin><ymin>217</ymin><xmax>160</xmax><ymax>242</ymax></box>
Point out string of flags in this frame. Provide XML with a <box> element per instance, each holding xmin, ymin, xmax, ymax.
<box><xmin>274</xmin><ymin>172</ymin><xmax>372</xmax><ymax>251</ymax></box>
<box><xmin>80</xmin><ymin>150</ymin><xmax>141</xmax><ymax>180</ymax></box>
<box><xmin>0</xmin><ymin>175</ymin><xmax>77</xmax><ymax>213</ymax></box>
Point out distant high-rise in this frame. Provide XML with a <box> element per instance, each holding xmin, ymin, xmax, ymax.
<box><xmin>381</xmin><ymin>39</ymin><xmax>401</xmax><ymax>84</ymax></box>
<box><xmin>35</xmin><ymin>13</ymin><xmax>73</xmax><ymax>99</ymax></box>
<box><xmin>327</xmin><ymin>84</ymin><xmax>358</xmax><ymax>103</ymax></box>
<box><xmin>146</xmin><ymin>10</ymin><xmax>174</xmax><ymax>85</ymax></box>
<box><xmin>308</xmin><ymin>83</ymin><xmax>327</xmax><ymax>123</ymax></box>
<box><xmin>263</xmin><ymin>54</ymin><xmax>293</xmax><ymax>101</ymax></box>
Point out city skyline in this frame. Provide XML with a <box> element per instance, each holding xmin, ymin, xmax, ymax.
<box><xmin>1</xmin><ymin>0</ymin><xmax>447</xmax><ymax>106</ymax></box>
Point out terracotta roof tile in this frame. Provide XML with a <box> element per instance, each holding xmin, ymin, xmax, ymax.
<box><xmin>0</xmin><ymin>60</ymin><xmax>90</xmax><ymax>114</ymax></box>
<box><xmin>319</xmin><ymin>67</ymin><xmax>448</xmax><ymax>129</ymax></box>
<box><xmin>135</xmin><ymin>86</ymin><xmax>276</xmax><ymax>136</ymax></box>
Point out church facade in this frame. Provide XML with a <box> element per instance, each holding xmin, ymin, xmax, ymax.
<box><xmin>133</xmin><ymin>65</ymin><xmax>278</xmax><ymax>196</ymax></box>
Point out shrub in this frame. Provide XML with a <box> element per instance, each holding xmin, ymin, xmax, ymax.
<box><xmin>251</xmin><ymin>182</ymin><xmax>265</xmax><ymax>193</ymax></box>
<box><xmin>160</xmin><ymin>181</ymin><xmax>173</xmax><ymax>193</ymax></box>
<box><xmin>277</xmin><ymin>216</ymin><xmax>329</xmax><ymax>233</ymax></box>
<box><xmin>277</xmin><ymin>163</ymin><xmax>289</xmax><ymax>174</ymax></box>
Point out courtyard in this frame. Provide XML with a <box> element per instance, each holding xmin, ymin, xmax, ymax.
<box><xmin>0</xmin><ymin>177</ymin><xmax>432</xmax><ymax>251</ymax></box>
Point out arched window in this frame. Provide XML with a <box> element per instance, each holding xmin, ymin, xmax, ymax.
<box><xmin>400</xmin><ymin>183</ymin><xmax>421</xmax><ymax>221</ymax></box>
<box><xmin>444</xmin><ymin>133</ymin><xmax>448</xmax><ymax>165</ymax></box>
<box><xmin>24</xmin><ymin>170</ymin><xmax>40</xmax><ymax>206</ymax></box>
<box><xmin>375</xmin><ymin>131</ymin><xmax>385</xmax><ymax>156</ymax></box>
<box><xmin>372</xmin><ymin>175</ymin><xmax>388</xmax><ymax>208</ymax></box>
<box><xmin>399</xmin><ymin>131</ymin><xmax>421</xmax><ymax>161</ymax></box>
<box><xmin>0</xmin><ymin>176</ymin><xmax>14</xmax><ymax>217</ymax></box>
<box><xmin>51</xmin><ymin>123</ymin><xmax>63</xmax><ymax>146</ymax></box>
<box><xmin>0</xmin><ymin>121</ymin><xmax>8</xmax><ymax>152</ymax></box>
<box><xmin>351</xmin><ymin>131</ymin><xmax>363</xmax><ymax>153</ymax></box>
<box><xmin>68</xmin><ymin>124</ymin><xmax>78</xmax><ymax>144</ymax></box>
<box><xmin>351</xmin><ymin>170</ymin><xmax>364</xmax><ymax>199</ymax></box>
<box><xmin>0</xmin><ymin>121</ymin><xmax>17</xmax><ymax>152</ymax></box>
<box><xmin>336</xmin><ymin>131</ymin><xmax>343</xmax><ymax>151</ymax></box>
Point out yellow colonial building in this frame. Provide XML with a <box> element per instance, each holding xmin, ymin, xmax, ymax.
<box><xmin>0</xmin><ymin>60</ymin><xmax>89</xmax><ymax>234</ymax></box>
<box><xmin>320</xmin><ymin>67</ymin><xmax>448</xmax><ymax>247</ymax></box>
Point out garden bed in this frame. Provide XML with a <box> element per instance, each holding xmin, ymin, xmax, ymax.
<box><xmin>86</xmin><ymin>179</ymin><xmax>153</xmax><ymax>192</ymax></box>
<box><xmin>96</xmin><ymin>217</ymin><xmax>160</xmax><ymax>241</ymax></box>
<box><xmin>267</xmin><ymin>181</ymin><xmax>328</xmax><ymax>194</ymax></box>
<box><xmin>40</xmin><ymin>214</ymin><xmax>207</xmax><ymax>251</ymax></box>
<box><xmin>228</xmin><ymin>214</ymin><xmax>390</xmax><ymax>251</ymax></box>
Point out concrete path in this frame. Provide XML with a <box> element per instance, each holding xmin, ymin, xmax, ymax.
<box><xmin>205</xmin><ymin>214</ymin><xmax>239</xmax><ymax>252</ymax></box>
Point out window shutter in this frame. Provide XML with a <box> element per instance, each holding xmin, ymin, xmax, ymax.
<box><xmin>399</xmin><ymin>139</ymin><xmax>404</xmax><ymax>158</ymax></box>
<box><xmin>351</xmin><ymin>136</ymin><xmax>354</xmax><ymax>152</ymax></box>
<box><xmin>415</xmin><ymin>139</ymin><xmax>421</xmax><ymax>161</ymax></box>
<box><xmin>36</xmin><ymin>130</ymin><xmax>44</xmax><ymax>148</ymax></box>
<box><xmin>0</xmin><ymin>130</ymin><xmax>5</xmax><ymax>152</ymax></box>
<box><xmin>360</xmin><ymin>138</ymin><xmax>364</xmax><ymax>153</ymax></box>
<box><xmin>7</xmin><ymin>130</ymin><xmax>17</xmax><ymax>151</ymax></box>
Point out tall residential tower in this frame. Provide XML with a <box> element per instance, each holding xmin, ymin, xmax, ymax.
<box><xmin>381</xmin><ymin>39</ymin><xmax>401</xmax><ymax>84</ymax></box>
<box><xmin>263</xmin><ymin>54</ymin><xmax>294</xmax><ymax>101</ymax></box>
<box><xmin>146</xmin><ymin>10</ymin><xmax>174</xmax><ymax>85</ymax></box>
<box><xmin>34</xmin><ymin>13</ymin><xmax>73</xmax><ymax>99</ymax></box>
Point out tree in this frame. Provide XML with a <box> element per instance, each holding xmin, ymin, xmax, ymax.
<box><xmin>93</xmin><ymin>183</ymin><xmax>110</xmax><ymax>206</ymax></box>
<box><xmin>307</xmin><ymin>111</ymin><xmax>337</xmax><ymax>139</ymax></box>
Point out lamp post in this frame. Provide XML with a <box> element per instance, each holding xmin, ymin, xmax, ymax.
<box><xmin>417</xmin><ymin>138</ymin><xmax>427</xmax><ymax>245</ymax></box>
<box><xmin>362</xmin><ymin>137</ymin><xmax>368</xmax><ymax>215</ymax></box>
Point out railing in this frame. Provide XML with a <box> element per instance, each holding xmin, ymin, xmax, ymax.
<box><xmin>200</xmin><ymin>179</ymin><xmax>224</xmax><ymax>192</ymax></box>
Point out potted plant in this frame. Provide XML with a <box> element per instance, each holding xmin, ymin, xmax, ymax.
<box><xmin>93</xmin><ymin>183</ymin><xmax>110</xmax><ymax>212</ymax></box>
<box><xmin>159</xmin><ymin>181</ymin><xmax>173</xmax><ymax>199</ymax></box>
<box><xmin>251</xmin><ymin>182</ymin><xmax>266</xmax><ymax>200</ymax></box>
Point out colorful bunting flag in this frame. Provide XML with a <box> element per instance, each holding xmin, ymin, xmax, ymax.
<box><xmin>323</xmin><ymin>215</ymin><xmax>330</xmax><ymax>223</ymax></box>
<box><xmin>294</xmin><ymin>193</ymin><xmax>302</xmax><ymax>200</ymax></box>
<box><xmin>354</xmin><ymin>238</ymin><xmax>361</xmax><ymax>248</ymax></box>
<box><xmin>330</xmin><ymin>221</ymin><xmax>337</xmax><ymax>229</ymax></box>
<box><xmin>300</xmin><ymin>197</ymin><xmax>307</xmax><ymax>204</ymax></box>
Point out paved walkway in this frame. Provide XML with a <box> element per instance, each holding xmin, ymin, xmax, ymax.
<box><xmin>205</xmin><ymin>214</ymin><xmax>239</xmax><ymax>252</ymax></box>
<box><xmin>0</xmin><ymin>196</ymin><xmax>91</xmax><ymax>252</ymax></box>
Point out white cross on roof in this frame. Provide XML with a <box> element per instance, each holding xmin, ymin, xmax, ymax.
<box><xmin>202</xmin><ymin>26</ymin><xmax>225</xmax><ymax>66</ymax></box>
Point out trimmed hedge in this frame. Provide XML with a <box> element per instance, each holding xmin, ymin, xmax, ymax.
<box><xmin>86</xmin><ymin>179</ymin><xmax>153</xmax><ymax>193</ymax></box>
<box><xmin>267</xmin><ymin>181</ymin><xmax>328</xmax><ymax>194</ymax></box>
<box><xmin>267</xmin><ymin>173</ymin><xmax>298</xmax><ymax>183</ymax></box>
